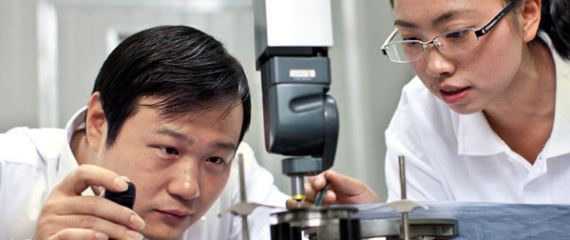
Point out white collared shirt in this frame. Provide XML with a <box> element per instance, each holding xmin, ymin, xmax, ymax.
<box><xmin>385</xmin><ymin>33</ymin><xmax>570</xmax><ymax>203</ymax></box>
<box><xmin>0</xmin><ymin>108</ymin><xmax>288</xmax><ymax>240</ymax></box>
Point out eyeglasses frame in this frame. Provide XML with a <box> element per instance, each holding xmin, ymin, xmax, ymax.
<box><xmin>381</xmin><ymin>0</ymin><xmax>519</xmax><ymax>62</ymax></box>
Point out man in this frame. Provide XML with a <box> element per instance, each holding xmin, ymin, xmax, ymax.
<box><xmin>0</xmin><ymin>25</ymin><xmax>288</xmax><ymax>240</ymax></box>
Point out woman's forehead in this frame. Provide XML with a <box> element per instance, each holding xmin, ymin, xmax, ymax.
<box><xmin>393</xmin><ymin>0</ymin><xmax>502</xmax><ymax>29</ymax></box>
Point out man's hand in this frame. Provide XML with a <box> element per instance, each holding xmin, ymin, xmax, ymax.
<box><xmin>33</xmin><ymin>165</ymin><xmax>145</xmax><ymax>240</ymax></box>
<box><xmin>286</xmin><ymin>170</ymin><xmax>379</xmax><ymax>208</ymax></box>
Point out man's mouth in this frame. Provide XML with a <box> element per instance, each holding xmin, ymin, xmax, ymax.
<box><xmin>155</xmin><ymin>208</ymin><xmax>194</xmax><ymax>222</ymax></box>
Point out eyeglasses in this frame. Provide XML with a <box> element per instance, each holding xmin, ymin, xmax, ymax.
<box><xmin>381</xmin><ymin>0</ymin><xmax>518</xmax><ymax>63</ymax></box>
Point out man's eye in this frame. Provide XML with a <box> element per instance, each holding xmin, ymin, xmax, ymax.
<box><xmin>159</xmin><ymin>146</ymin><xmax>179</xmax><ymax>156</ymax></box>
<box><xmin>206</xmin><ymin>157</ymin><xmax>226</xmax><ymax>165</ymax></box>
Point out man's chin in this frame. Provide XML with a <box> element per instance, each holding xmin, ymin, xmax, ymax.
<box><xmin>141</xmin><ymin>219</ymin><xmax>193</xmax><ymax>240</ymax></box>
<box><xmin>142</xmin><ymin>229</ymin><xmax>185</xmax><ymax>240</ymax></box>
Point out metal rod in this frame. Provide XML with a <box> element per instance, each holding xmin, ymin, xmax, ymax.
<box><xmin>291</xmin><ymin>175</ymin><xmax>305</xmax><ymax>208</ymax></box>
<box><xmin>241</xmin><ymin>215</ymin><xmax>250</xmax><ymax>240</ymax></box>
<box><xmin>314</xmin><ymin>182</ymin><xmax>330</xmax><ymax>207</ymax></box>
<box><xmin>238</xmin><ymin>154</ymin><xmax>247</xmax><ymax>203</ymax></box>
<box><xmin>402</xmin><ymin>212</ymin><xmax>410</xmax><ymax>240</ymax></box>
<box><xmin>399</xmin><ymin>155</ymin><xmax>409</xmax><ymax>240</ymax></box>
<box><xmin>399</xmin><ymin>155</ymin><xmax>407</xmax><ymax>200</ymax></box>
<box><xmin>238</xmin><ymin>154</ymin><xmax>250</xmax><ymax>240</ymax></box>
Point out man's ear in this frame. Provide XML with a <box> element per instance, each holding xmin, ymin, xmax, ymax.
<box><xmin>85</xmin><ymin>92</ymin><xmax>108</xmax><ymax>152</ymax></box>
<box><xmin>518</xmin><ymin>0</ymin><xmax>542</xmax><ymax>43</ymax></box>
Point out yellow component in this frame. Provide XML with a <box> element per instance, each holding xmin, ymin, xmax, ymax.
<box><xmin>292</xmin><ymin>194</ymin><xmax>305</xmax><ymax>201</ymax></box>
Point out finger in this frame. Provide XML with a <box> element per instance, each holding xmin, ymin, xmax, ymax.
<box><xmin>322</xmin><ymin>190</ymin><xmax>337</xmax><ymax>205</ymax></box>
<box><xmin>307</xmin><ymin>172</ymin><xmax>328</xmax><ymax>190</ymax></box>
<box><xmin>307</xmin><ymin>189</ymin><xmax>338</xmax><ymax>206</ymax></box>
<box><xmin>92</xmin><ymin>186</ymin><xmax>105</xmax><ymax>197</ymax></box>
<box><xmin>323</xmin><ymin>170</ymin><xmax>368</xmax><ymax>196</ymax></box>
<box><xmin>43</xmin><ymin>196</ymin><xmax>145</xmax><ymax>231</ymax></box>
<box><xmin>303</xmin><ymin>182</ymin><xmax>318</xmax><ymax>202</ymax></box>
<box><xmin>55</xmin><ymin>215</ymin><xmax>143</xmax><ymax>240</ymax></box>
<box><xmin>47</xmin><ymin>228</ymin><xmax>108</xmax><ymax>240</ymax></box>
<box><xmin>56</xmin><ymin>165</ymin><xmax>129</xmax><ymax>197</ymax></box>
<box><xmin>91</xmin><ymin>175</ymin><xmax>130</xmax><ymax>196</ymax></box>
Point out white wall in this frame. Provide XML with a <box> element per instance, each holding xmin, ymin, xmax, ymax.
<box><xmin>0</xmin><ymin>0</ymin><xmax>414</xmax><ymax>201</ymax></box>
<box><xmin>0</xmin><ymin>0</ymin><xmax>39</xmax><ymax>129</ymax></box>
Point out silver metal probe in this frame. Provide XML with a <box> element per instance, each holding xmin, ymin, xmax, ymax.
<box><xmin>291</xmin><ymin>175</ymin><xmax>305</xmax><ymax>208</ymax></box>
<box><xmin>238</xmin><ymin>154</ymin><xmax>250</xmax><ymax>240</ymax></box>
<box><xmin>399</xmin><ymin>155</ymin><xmax>410</xmax><ymax>240</ymax></box>
<box><xmin>314</xmin><ymin>181</ymin><xmax>330</xmax><ymax>207</ymax></box>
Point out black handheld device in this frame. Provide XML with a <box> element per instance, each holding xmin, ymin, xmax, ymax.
<box><xmin>104</xmin><ymin>181</ymin><xmax>136</xmax><ymax>209</ymax></box>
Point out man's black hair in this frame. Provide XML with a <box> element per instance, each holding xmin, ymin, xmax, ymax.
<box><xmin>92</xmin><ymin>25</ymin><xmax>251</xmax><ymax>147</ymax></box>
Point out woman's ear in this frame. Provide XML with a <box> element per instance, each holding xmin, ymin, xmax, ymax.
<box><xmin>518</xmin><ymin>0</ymin><xmax>542</xmax><ymax>43</ymax></box>
<box><xmin>85</xmin><ymin>92</ymin><xmax>108</xmax><ymax>152</ymax></box>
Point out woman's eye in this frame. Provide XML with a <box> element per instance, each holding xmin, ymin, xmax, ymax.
<box><xmin>445</xmin><ymin>30</ymin><xmax>469</xmax><ymax>39</ymax></box>
<box><xmin>403</xmin><ymin>36</ymin><xmax>420</xmax><ymax>41</ymax></box>
<box><xmin>159</xmin><ymin>146</ymin><xmax>180</xmax><ymax>156</ymax></box>
<box><xmin>206</xmin><ymin>157</ymin><xmax>226</xmax><ymax>165</ymax></box>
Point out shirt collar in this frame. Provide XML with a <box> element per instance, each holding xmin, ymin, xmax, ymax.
<box><xmin>457</xmin><ymin>111</ymin><xmax>506</xmax><ymax>155</ymax></box>
<box><xmin>54</xmin><ymin>107</ymin><xmax>88</xmax><ymax>185</ymax></box>
<box><xmin>540</xmin><ymin>32</ymin><xmax>570</xmax><ymax>158</ymax></box>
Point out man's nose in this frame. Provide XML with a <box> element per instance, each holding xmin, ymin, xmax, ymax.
<box><xmin>168</xmin><ymin>166</ymin><xmax>200</xmax><ymax>200</ymax></box>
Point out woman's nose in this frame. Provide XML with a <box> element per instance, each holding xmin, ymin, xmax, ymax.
<box><xmin>424</xmin><ymin>45</ymin><xmax>456</xmax><ymax>78</ymax></box>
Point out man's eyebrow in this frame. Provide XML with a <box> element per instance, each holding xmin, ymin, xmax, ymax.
<box><xmin>155</xmin><ymin>128</ymin><xmax>237</xmax><ymax>150</ymax></box>
<box><xmin>155</xmin><ymin>128</ymin><xmax>192</xmax><ymax>144</ymax></box>
<box><xmin>211</xmin><ymin>141</ymin><xmax>238</xmax><ymax>151</ymax></box>
<box><xmin>394</xmin><ymin>9</ymin><xmax>469</xmax><ymax>29</ymax></box>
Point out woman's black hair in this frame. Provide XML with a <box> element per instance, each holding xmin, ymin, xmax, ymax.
<box><xmin>539</xmin><ymin>0</ymin><xmax>570</xmax><ymax>59</ymax></box>
<box><xmin>389</xmin><ymin>0</ymin><xmax>570</xmax><ymax>59</ymax></box>
<box><xmin>92</xmin><ymin>25</ymin><xmax>251</xmax><ymax>147</ymax></box>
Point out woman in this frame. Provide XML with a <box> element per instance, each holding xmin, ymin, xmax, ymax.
<box><xmin>299</xmin><ymin>0</ymin><xmax>570</xmax><ymax>205</ymax></box>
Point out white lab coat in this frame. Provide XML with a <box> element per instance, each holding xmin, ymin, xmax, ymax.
<box><xmin>385</xmin><ymin>32</ymin><xmax>570</xmax><ymax>203</ymax></box>
<box><xmin>0</xmin><ymin>108</ymin><xmax>289</xmax><ymax>240</ymax></box>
